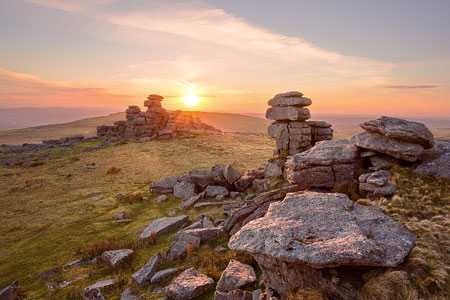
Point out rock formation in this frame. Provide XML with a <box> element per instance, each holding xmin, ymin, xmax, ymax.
<box><xmin>415</xmin><ymin>138</ymin><xmax>450</xmax><ymax>179</ymax></box>
<box><xmin>97</xmin><ymin>94</ymin><xmax>219</xmax><ymax>140</ymax></box>
<box><xmin>229</xmin><ymin>191</ymin><xmax>417</xmax><ymax>299</ymax></box>
<box><xmin>285</xmin><ymin>139</ymin><xmax>360</xmax><ymax>188</ymax></box>
<box><xmin>350</xmin><ymin>116</ymin><xmax>435</xmax><ymax>165</ymax></box>
<box><xmin>266</xmin><ymin>91</ymin><xmax>333</xmax><ymax>156</ymax></box>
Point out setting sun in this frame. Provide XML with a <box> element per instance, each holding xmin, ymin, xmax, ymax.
<box><xmin>181</xmin><ymin>94</ymin><xmax>200</xmax><ymax>107</ymax></box>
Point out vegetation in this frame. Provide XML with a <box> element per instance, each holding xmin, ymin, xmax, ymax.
<box><xmin>0</xmin><ymin>133</ymin><xmax>274</xmax><ymax>299</ymax></box>
<box><xmin>358</xmin><ymin>167</ymin><xmax>449</xmax><ymax>300</ymax></box>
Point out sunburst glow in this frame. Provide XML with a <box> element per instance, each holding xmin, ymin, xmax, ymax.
<box><xmin>182</xmin><ymin>94</ymin><xmax>200</xmax><ymax>107</ymax></box>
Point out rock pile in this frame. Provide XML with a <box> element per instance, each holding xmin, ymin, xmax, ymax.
<box><xmin>359</xmin><ymin>170</ymin><xmax>397</xmax><ymax>199</ymax></box>
<box><xmin>351</xmin><ymin>116</ymin><xmax>435</xmax><ymax>168</ymax></box>
<box><xmin>266</xmin><ymin>91</ymin><xmax>333</xmax><ymax>156</ymax></box>
<box><xmin>97</xmin><ymin>94</ymin><xmax>219</xmax><ymax>140</ymax></box>
<box><xmin>229</xmin><ymin>191</ymin><xmax>417</xmax><ymax>299</ymax></box>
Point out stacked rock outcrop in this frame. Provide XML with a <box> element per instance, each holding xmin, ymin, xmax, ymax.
<box><xmin>350</xmin><ymin>116</ymin><xmax>434</xmax><ymax>168</ymax></box>
<box><xmin>285</xmin><ymin>139</ymin><xmax>360</xmax><ymax>188</ymax></box>
<box><xmin>229</xmin><ymin>191</ymin><xmax>417</xmax><ymax>299</ymax></box>
<box><xmin>266</xmin><ymin>91</ymin><xmax>333</xmax><ymax>156</ymax></box>
<box><xmin>97</xmin><ymin>94</ymin><xmax>219</xmax><ymax>140</ymax></box>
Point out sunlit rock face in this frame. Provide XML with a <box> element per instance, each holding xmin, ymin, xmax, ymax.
<box><xmin>229</xmin><ymin>191</ymin><xmax>417</xmax><ymax>299</ymax></box>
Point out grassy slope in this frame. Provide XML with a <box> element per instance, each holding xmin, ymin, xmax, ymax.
<box><xmin>0</xmin><ymin>133</ymin><xmax>274</xmax><ymax>299</ymax></box>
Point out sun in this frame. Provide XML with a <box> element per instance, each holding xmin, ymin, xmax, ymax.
<box><xmin>181</xmin><ymin>94</ymin><xmax>200</xmax><ymax>107</ymax></box>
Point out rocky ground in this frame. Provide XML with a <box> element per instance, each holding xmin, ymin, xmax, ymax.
<box><xmin>0</xmin><ymin>105</ymin><xmax>449</xmax><ymax>299</ymax></box>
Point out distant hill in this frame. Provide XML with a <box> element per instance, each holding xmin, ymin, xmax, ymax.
<box><xmin>0</xmin><ymin>110</ymin><xmax>448</xmax><ymax>145</ymax></box>
<box><xmin>0</xmin><ymin>107</ymin><xmax>119</xmax><ymax>130</ymax></box>
<box><xmin>0</xmin><ymin>111</ymin><xmax>272</xmax><ymax>145</ymax></box>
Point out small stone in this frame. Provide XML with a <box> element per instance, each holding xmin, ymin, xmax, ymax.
<box><xmin>115</xmin><ymin>211</ymin><xmax>129</xmax><ymax>220</ymax></box>
<box><xmin>139</xmin><ymin>215</ymin><xmax>189</xmax><ymax>240</ymax></box>
<box><xmin>173</xmin><ymin>181</ymin><xmax>196</xmax><ymax>200</ymax></box>
<box><xmin>181</xmin><ymin>192</ymin><xmax>205</xmax><ymax>209</ymax></box>
<box><xmin>151</xmin><ymin>268</ymin><xmax>179</xmax><ymax>284</ymax></box>
<box><xmin>82</xmin><ymin>279</ymin><xmax>116</xmax><ymax>300</ymax></box>
<box><xmin>223</xmin><ymin>165</ymin><xmax>241</xmax><ymax>184</ymax></box>
<box><xmin>120</xmin><ymin>288</ymin><xmax>137</xmax><ymax>300</ymax></box>
<box><xmin>132</xmin><ymin>253</ymin><xmax>163</xmax><ymax>288</ymax></box>
<box><xmin>157</xmin><ymin>195</ymin><xmax>168</xmax><ymax>203</ymax></box>
<box><xmin>100</xmin><ymin>249</ymin><xmax>134</xmax><ymax>267</ymax></box>
<box><xmin>166</xmin><ymin>240</ymin><xmax>192</xmax><ymax>261</ymax></box>
<box><xmin>205</xmin><ymin>185</ymin><xmax>229</xmax><ymax>197</ymax></box>
<box><xmin>0</xmin><ymin>281</ymin><xmax>20</xmax><ymax>300</ymax></box>
<box><xmin>216</xmin><ymin>195</ymin><xmax>225</xmax><ymax>201</ymax></box>
<box><xmin>166</xmin><ymin>268</ymin><xmax>214</xmax><ymax>300</ymax></box>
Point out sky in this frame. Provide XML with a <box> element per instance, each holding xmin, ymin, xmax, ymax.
<box><xmin>0</xmin><ymin>0</ymin><xmax>449</xmax><ymax>116</ymax></box>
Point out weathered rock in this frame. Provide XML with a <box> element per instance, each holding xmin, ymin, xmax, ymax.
<box><xmin>181</xmin><ymin>192</ymin><xmax>205</xmax><ymax>209</ymax></box>
<box><xmin>252</xmin><ymin>179</ymin><xmax>269</xmax><ymax>192</ymax></box>
<box><xmin>267</xmin><ymin>122</ymin><xmax>289</xmax><ymax>151</ymax></box>
<box><xmin>0</xmin><ymin>281</ymin><xmax>20</xmax><ymax>300</ymax></box>
<box><xmin>151</xmin><ymin>176</ymin><xmax>183</xmax><ymax>193</ymax></box>
<box><xmin>224</xmin><ymin>185</ymin><xmax>302</xmax><ymax>233</ymax></box>
<box><xmin>415</xmin><ymin>138</ymin><xmax>450</xmax><ymax>179</ymax></box>
<box><xmin>268</xmin><ymin>95</ymin><xmax>312</xmax><ymax>107</ymax></box>
<box><xmin>229</xmin><ymin>191</ymin><xmax>416</xmax><ymax>268</ymax></box>
<box><xmin>211</xmin><ymin>164</ymin><xmax>229</xmax><ymax>187</ymax></box>
<box><xmin>369</xmin><ymin>155</ymin><xmax>399</xmax><ymax>170</ymax></box>
<box><xmin>100</xmin><ymin>249</ymin><xmax>134</xmax><ymax>267</ymax></box>
<box><xmin>166</xmin><ymin>240</ymin><xmax>194</xmax><ymax>261</ymax></box>
<box><xmin>286</xmin><ymin>166</ymin><xmax>334</xmax><ymax>188</ymax></box>
<box><xmin>264</xmin><ymin>162</ymin><xmax>282</xmax><ymax>178</ymax></box>
<box><xmin>151</xmin><ymin>268</ymin><xmax>179</xmax><ymax>284</ymax></box>
<box><xmin>350</xmin><ymin>132</ymin><xmax>424</xmax><ymax>162</ymax></box>
<box><xmin>177</xmin><ymin>227</ymin><xmax>223</xmax><ymax>246</ymax></box>
<box><xmin>216</xmin><ymin>260</ymin><xmax>256</xmax><ymax>292</ymax></box>
<box><xmin>174</xmin><ymin>181</ymin><xmax>197</xmax><ymax>200</ymax></box>
<box><xmin>234</xmin><ymin>176</ymin><xmax>254</xmax><ymax>192</ymax></box>
<box><xmin>214</xmin><ymin>289</ymin><xmax>253</xmax><ymax>300</ymax></box>
<box><xmin>205</xmin><ymin>185</ymin><xmax>229</xmax><ymax>197</ymax></box>
<box><xmin>266</xmin><ymin>106</ymin><xmax>310</xmax><ymax>121</ymax></box>
<box><xmin>157</xmin><ymin>195</ymin><xmax>168</xmax><ymax>204</ymax></box>
<box><xmin>359</xmin><ymin>171</ymin><xmax>397</xmax><ymax>199</ymax></box>
<box><xmin>132</xmin><ymin>253</ymin><xmax>163</xmax><ymax>288</ymax></box>
<box><xmin>120</xmin><ymin>288</ymin><xmax>137</xmax><ymax>300</ymax></box>
<box><xmin>166</xmin><ymin>268</ymin><xmax>214</xmax><ymax>300</ymax></box>
<box><xmin>363</xmin><ymin>170</ymin><xmax>390</xmax><ymax>187</ymax></box>
<box><xmin>229</xmin><ymin>192</ymin><xmax>417</xmax><ymax>299</ymax></box>
<box><xmin>223</xmin><ymin>165</ymin><xmax>241</xmax><ymax>184</ymax></box>
<box><xmin>360</xmin><ymin>116</ymin><xmax>434</xmax><ymax>149</ymax></box>
<box><xmin>286</xmin><ymin>140</ymin><xmax>359</xmax><ymax>170</ymax></box>
<box><xmin>187</xmin><ymin>170</ymin><xmax>215</xmax><ymax>189</ymax></box>
<box><xmin>139</xmin><ymin>215</ymin><xmax>189</xmax><ymax>239</ymax></box>
<box><xmin>82</xmin><ymin>279</ymin><xmax>116</xmax><ymax>300</ymax></box>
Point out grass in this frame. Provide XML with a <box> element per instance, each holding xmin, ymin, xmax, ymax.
<box><xmin>0</xmin><ymin>133</ymin><xmax>274</xmax><ymax>299</ymax></box>
<box><xmin>358</xmin><ymin>166</ymin><xmax>450</xmax><ymax>300</ymax></box>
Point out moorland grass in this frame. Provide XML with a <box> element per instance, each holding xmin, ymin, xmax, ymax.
<box><xmin>0</xmin><ymin>133</ymin><xmax>274</xmax><ymax>299</ymax></box>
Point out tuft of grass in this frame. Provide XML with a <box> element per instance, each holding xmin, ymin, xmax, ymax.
<box><xmin>118</xmin><ymin>193</ymin><xmax>144</xmax><ymax>204</ymax></box>
<box><xmin>106</xmin><ymin>167</ymin><xmax>121</xmax><ymax>175</ymax></box>
<box><xmin>359</xmin><ymin>271</ymin><xmax>413</xmax><ymax>300</ymax></box>
<box><xmin>76</xmin><ymin>235</ymin><xmax>138</xmax><ymax>259</ymax></box>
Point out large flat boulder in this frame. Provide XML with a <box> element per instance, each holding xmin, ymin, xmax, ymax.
<box><xmin>229</xmin><ymin>191</ymin><xmax>416</xmax><ymax>268</ymax></box>
<box><xmin>166</xmin><ymin>267</ymin><xmax>214</xmax><ymax>300</ymax></box>
<box><xmin>216</xmin><ymin>260</ymin><xmax>256</xmax><ymax>292</ymax></box>
<box><xmin>350</xmin><ymin>132</ymin><xmax>424</xmax><ymax>162</ymax></box>
<box><xmin>266</xmin><ymin>106</ymin><xmax>310</xmax><ymax>121</ymax></box>
<box><xmin>286</xmin><ymin>140</ymin><xmax>359</xmax><ymax>170</ymax></box>
<box><xmin>139</xmin><ymin>215</ymin><xmax>189</xmax><ymax>240</ymax></box>
<box><xmin>132</xmin><ymin>252</ymin><xmax>163</xmax><ymax>288</ymax></box>
<box><xmin>360</xmin><ymin>116</ymin><xmax>434</xmax><ymax>149</ymax></box>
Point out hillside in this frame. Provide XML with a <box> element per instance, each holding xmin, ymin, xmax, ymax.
<box><xmin>0</xmin><ymin>112</ymin><xmax>272</xmax><ymax>145</ymax></box>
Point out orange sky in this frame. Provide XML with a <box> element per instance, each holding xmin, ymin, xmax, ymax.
<box><xmin>0</xmin><ymin>0</ymin><xmax>449</xmax><ymax>117</ymax></box>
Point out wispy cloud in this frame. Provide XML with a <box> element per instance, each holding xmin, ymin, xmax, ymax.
<box><xmin>381</xmin><ymin>85</ymin><xmax>439</xmax><ymax>89</ymax></box>
<box><xmin>0</xmin><ymin>68</ymin><xmax>131</xmax><ymax>107</ymax></box>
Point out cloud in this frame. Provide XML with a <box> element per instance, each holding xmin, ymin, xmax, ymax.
<box><xmin>0</xmin><ymin>68</ymin><xmax>131</xmax><ymax>107</ymax></box>
<box><xmin>24</xmin><ymin>0</ymin><xmax>113</xmax><ymax>13</ymax></box>
<box><xmin>381</xmin><ymin>85</ymin><xmax>439</xmax><ymax>89</ymax></box>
